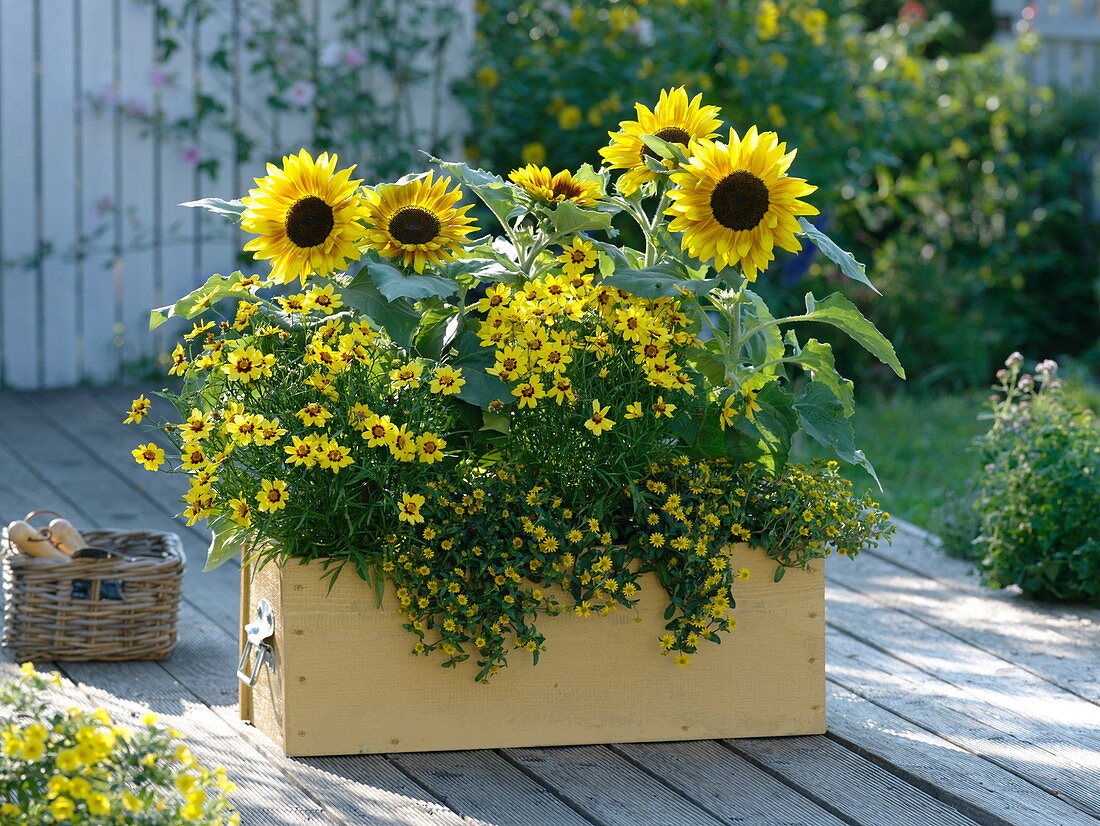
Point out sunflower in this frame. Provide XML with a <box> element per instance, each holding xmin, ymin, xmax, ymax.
<box><xmin>362</xmin><ymin>172</ymin><xmax>478</xmax><ymax>273</ymax></box>
<box><xmin>241</xmin><ymin>149</ymin><xmax>365</xmax><ymax>284</ymax></box>
<box><xmin>599</xmin><ymin>87</ymin><xmax>722</xmax><ymax>196</ymax></box>
<box><xmin>508</xmin><ymin>166</ymin><xmax>601</xmax><ymax>208</ymax></box>
<box><xmin>665</xmin><ymin>127</ymin><xmax>818</xmax><ymax>281</ymax></box>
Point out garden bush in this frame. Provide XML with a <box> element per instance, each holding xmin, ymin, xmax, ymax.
<box><xmin>945</xmin><ymin>354</ymin><xmax>1100</xmax><ymax>604</ymax></box>
<box><xmin>460</xmin><ymin>0</ymin><xmax>1098</xmax><ymax>388</ymax></box>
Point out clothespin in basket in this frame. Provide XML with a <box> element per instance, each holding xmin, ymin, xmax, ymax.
<box><xmin>3</xmin><ymin>511</ymin><xmax>90</xmax><ymax>559</ymax></box>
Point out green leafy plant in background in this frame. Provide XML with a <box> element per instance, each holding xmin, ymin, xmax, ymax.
<box><xmin>944</xmin><ymin>354</ymin><xmax>1100</xmax><ymax>604</ymax></box>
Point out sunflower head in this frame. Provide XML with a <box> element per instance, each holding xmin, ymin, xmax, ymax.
<box><xmin>665</xmin><ymin>127</ymin><xmax>818</xmax><ymax>281</ymax></box>
<box><xmin>362</xmin><ymin>172</ymin><xmax>478</xmax><ymax>274</ymax></box>
<box><xmin>241</xmin><ymin>149</ymin><xmax>365</xmax><ymax>285</ymax></box>
<box><xmin>508</xmin><ymin>165</ymin><xmax>602</xmax><ymax>208</ymax></box>
<box><xmin>599</xmin><ymin>88</ymin><xmax>723</xmax><ymax>197</ymax></box>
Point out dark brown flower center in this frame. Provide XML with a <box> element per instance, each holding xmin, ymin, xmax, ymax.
<box><xmin>551</xmin><ymin>178</ymin><xmax>586</xmax><ymax>201</ymax></box>
<box><xmin>389</xmin><ymin>206</ymin><xmax>441</xmax><ymax>245</ymax></box>
<box><xmin>640</xmin><ymin>126</ymin><xmax>693</xmax><ymax>161</ymax></box>
<box><xmin>710</xmin><ymin>171</ymin><xmax>770</xmax><ymax>231</ymax></box>
<box><xmin>285</xmin><ymin>196</ymin><xmax>335</xmax><ymax>248</ymax></box>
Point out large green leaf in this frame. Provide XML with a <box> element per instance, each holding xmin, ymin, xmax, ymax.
<box><xmin>798</xmin><ymin>218</ymin><xmax>878</xmax><ymax>294</ymax></box>
<box><xmin>342</xmin><ymin>268</ymin><xmax>419</xmax><ymax>350</ymax></box>
<box><xmin>431</xmin><ymin>158</ymin><xmax>519</xmax><ymax>229</ymax></box>
<box><xmin>150</xmin><ymin>271</ymin><xmax>248</xmax><ymax>329</ymax></box>
<box><xmin>204</xmin><ymin>514</ymin><xmax>247</xmax><ymax>571</ymax></box>
<box><xmin>549</xmin><ymin>201</ymin><xmax>614</xmax><ymax>236</ymax></box>
<box><xmin>784</xmin><ymin>333</ymin><xmax>855</xmax><ymax>417</ymax></box>
<box><xmin>801</xmin><ymin>292</ymin><xmax>905</xmax><ymax>379</ymax></box>
<box><xmin>413</xmin><ymin>303</ymin><xmax>462</xmax><ymax>360</ymax></box>
<box><xmin>751</xmin><ymin>380</ymin><xmax>798</xmax><ymax>468</ymax></box>
<box><xmin>453</xmin><ymin>365</ymin><xmax>514</xmax><ymax>407</ymax></box>
<box><xmin>603</xmin><ymin>262</ymin><xmax>718</xmax><ymax>300</ymax></box>
<box><xmin>366</xmin><ymin>256</ymin><xmax>458</xmax><ymax>302</ymax></box>
<box><xmin>741</xmin><ymin>290</ymin><xmax>784</xmax><ymax>367</ymax></box>
<box><xmin>180</xmin><ymin>197</ymin><xmax>246</xmax><ymax>221</ymax></box>
<box><xmin>793</xmin><ymin>382</ymin><xmax>880</xmax><ymax>485</ymax></box>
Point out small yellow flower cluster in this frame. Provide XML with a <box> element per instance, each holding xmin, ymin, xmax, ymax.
<box><xmin>0</xmin><ymin>666</ymin><xmax>238</xmax><ymax>825</ymax></box>
<box><xmin>477</xmin><ymin>241</ymin><xmax>699</xmax><ymax>436</ymax></box>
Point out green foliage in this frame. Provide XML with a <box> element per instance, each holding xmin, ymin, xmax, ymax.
<box><xmin>461</xmin><ymin>0</ymin><xmax>1098</xmax><ymax>389</ymax></box>
<box><xmin>962</xmin><ymin>355</ymin><xmax>1100</xmax><ymax>603</ymax></box>
<box><xmin>0</xmin><ymin>666</ymin><xmax>238</xmax><ymax>825</ymax></box>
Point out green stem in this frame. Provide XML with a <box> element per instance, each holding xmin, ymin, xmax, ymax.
<box><xmin>733</xmin><ymin>313</ymin><xmax>813</xmax><ymax>353</ymax></box>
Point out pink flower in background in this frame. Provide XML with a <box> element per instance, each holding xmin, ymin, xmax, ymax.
<box><xmin>898</xmin><ymin>0</ymin><xmax>927</xmax><ymax>22</ymax></box>
<box><xmin>100</xmin><ymin>83</ymin><xmax>119</xmax><ymax>105</ymax></box>
<box><xmin>343</xmin><ymin>48</ymin><xmax>365</xmax><ymax>68</ymax></box>
<box><xmin>181</xmin><ymin>145</ymin><xmax>202</xmax><ymax>166</ymax></box>
<box><xmin>283</xmin><ymin>80</ymin><xmax>316</xmax><ymax>108</ymax></box>
<box><xmin>125</xmin><ymin>97</ymin><xmax>149</xmax><ymax>117</ymax></box>
<box><xmin>150</xmin><ymin>67</ymin><xmax>168</xmax><ymax>89</ymax></box>
<box><xmin>92</xmin><ymin>194</ymin><xmax>115</xmax><ymax>221</ymax></box>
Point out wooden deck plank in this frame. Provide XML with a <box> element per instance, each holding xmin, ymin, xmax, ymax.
<box><xmin>391</xmin><ymin>750</ymin><xmax>598</xmax><ymax>826</ymax></box>
<box><xmin>826</xmin><ymin>624</ymin><xmax>1100</xmax><ymax>818</ymax></box>
<box><xmin>825</xmin><ymin>681</ymin><xmax>1100</xmax><ymax>826</ymax></box>
<box><xmin>501</xmin><ymin>745</ymin><xmax>731</xmax><ymax>826</ymax></box>
<box><xmin>859</xmin><ymin>524</ymin><xmax>1100</xmax><ymax>697</ymax></box>
<box><xmin>726</xmin><ymin>736</ymin><xmax>984</xmax><ymax>826</ymax></box>
<box><xmin>612</xmin><ymin>740</ymin><xmax>852</xmax><ymax>826</ymax></box>
<box><xmin>826</xmin><ymin>574</ymin><xmax>1100</xmax><ymax>767</ymax></box>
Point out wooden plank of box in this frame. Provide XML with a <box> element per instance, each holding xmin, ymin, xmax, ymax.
<box><xmin>239</xmin><ymin>543</ymin><xmax>825</xmax><ymax>756</ymax></box>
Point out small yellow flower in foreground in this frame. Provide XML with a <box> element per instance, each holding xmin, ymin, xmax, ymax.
<box><xmin>557</xmin><ymin>237</ymin><xmax>597</xmax><ymax>277</ymax></box>
<box><xmin>284</xmin><ymin>435</ymin><xmax>317</xmax><ymax>467</ymax></box>
<box><xmin>228</xmin><ymin>498</ymin><xmax>253</xmax><ymax>527</ymax></box>
<box><xmin>19</xmin><ymin>662</ymin><xmax>36</xmax><ymax>677</ymax></box>
<box><xmin>416</xmin><ymin>433</ymin><xmax>446</xmax><ymax>464</ymax></box>
<box><xmin>123</xmin><ymin>394</ymin><xmax>152</xmax><ymax>424</ymax></box>
<box><xmin>165</xmin><ymin>344</ymin><xmax>189</xmax><ymax>377</ymax></box>
<box><xmin>718</xmin><ymin>394</ymin><xmax>737</xmax><ymax>430</ymax></box>
<box><xmin>513</xmin><ymin>378</ymin><xmax>547</xmax><ymax>409</ymax></box>
<box><xmin>179</xmin><ymin>408</ymin><xmax>214</xmax><ymax>440</ymax></box>
<box><xmin>49</xmin><ymin>797</ymin><xmax>75</xmax><ymax>819</ymax></box>
<box><xmin>306</xmin><ymin>284</ymin><xmax>343</xmax><ymax>313</ymax></box>
<box><xmin>675</xmin><ymin>652</ymin><xmax>691</xmax><ymax>667</ymax></box>
<box><xmin>141</xmin><ymin>712</ymin><xmax>160</xmax><ymax>726</ymax></box>
<box><xmin>583</xmin><ymin>400</ymin><xmax>615</xmax><ymax>435</ymax></box>
<box><xmin>737</xmin><ymin>567</ymin><xmax>752</xmax><ymax>581</ymax></box>
<box><xmin>652</xmin><ymin>396</ymin><xmax>677</xmax><ymax>418</ymax></box>
<box><xmin>389</xmin><ymin>361</ymin><xmax>424</xmax><ymax>389</ymax></box>
<box><xmin>317</xmin><ymin>439</ymin><xmax>354</xmax><ymax>473</ymax></box>
<box><xmin>221</xmin><ymin>346</ymin><xmax>275</xmax><ymax>383</ymax></box>
<box><xmin>625</xmin><ymin>401</ymin><xmax>644</xmax><ymax>419</ymax></box>
<box><xmin>429</xmin><ymin>365</ymin><xmax>466</xmax><ymax>395</ymax></box>
<box><xmin>132</xmin><ymin>443</ymin><xmax>166</xmax><ymax>471</ymax></box>
<box><xmin>296</xmin><ymin>403</ymin><xmax>332</xmax><ymax>427</ymax></box>
<box><xmin>397</xmin><ymin>492</ymin><xmax>426</xmax><ymax>524</ymax></box>
<box><xmin>256</xmin><ymin>479</ymin><xmax>289</xmax><ymax>513</ymax></box>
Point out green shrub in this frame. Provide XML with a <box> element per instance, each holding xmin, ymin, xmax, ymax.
<box><xmin>964</xmin><ymin>354</ymin><xmax>1100</xmax><ymax>603</ymax></box>
<box><xmin>460</xmin><ymin>1</ymin><xmax>1099</xmax><ymax>389</ymax></box>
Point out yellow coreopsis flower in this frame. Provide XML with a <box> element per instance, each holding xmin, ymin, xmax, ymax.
<box><xmin>132</xmin><ymin>443</ymin><xmax>166</xmax><ymax>471</ymax></box>
<box><xmin>583</xmin><ymin>400</ymin><xmax>615</xmax><ymax>435</ymax></box>
<box><xmin>316</xmin><ymin>439</ymin><xmax>353</xmax><ymax>473</ymax></box>
<box><xmin>221</xmin><ymin>346</ymin><xmax>275</xmax><ymax>383</ymax></box>
<box><xmin>652</xmin><ymin>396</ymin><xmax>677</xmax><ymax>418</ymax></box>
<box><xmin>296</xmin><ymin>403</ymin><xmax>332</xmax><ymax>427</ymax></box>
<box><xmin>123</xmin><ymin>394</ymin><xmax>152</xmax><ymax>424</ymax></box>
<box><xmin>416</xmin><ymin>433</ymin><xmax>446</xmax><ymax>464</ymax></box>
<box><xmin>167</xmin><ymin>343</ymin><xmax>188</xmax><ymax>376</ymax></box>
<box><xmin>228</xmin><ymin>498</ymin><xmax>252</xmax><ymax>527</ymax></box>
<box><xmin>557</xmin><ymin>237</ymin><xmax>597</xmax><ymax>277</ymax></box>
<box><xmin>429</xmin><ymin>365</ymin><xmax>466</xmax><ymax>395</ymax></box>
<box><xmin>513</xmin><ymin>378</ymin><xmax>547</xmax><ymax>409</ymax></box>
<box><xmin>256</xmin><ymin>479</ymin><xmax>289</xmax><ymax>513</ymax></box>
<box><xmin>284</xmin><ymin>436</ymin><xmax>318</xmax><ymax>467</ymax></box>
<box><xmin>389</xmin><ymin>361</ymin><xmax>424</xmax><ymax>390</ymax></box>
<box><xmin>306</xmin><ymin>284</ymin><xmax>343</xmax><ymax>313</ymax></box>
<box><xmin>397</xmin><ymin>492</ymin><xmax>426</xmax><ymax>524</ymax></box>
<box><xmin>625</xmin><ymin>401</ymin><xmax>644</xmax><ymax>419</ymax></box>
<box><xmin>362</xmin><ymin>414</ymin><xmax>396</xmax><ymax>448</ymax></box>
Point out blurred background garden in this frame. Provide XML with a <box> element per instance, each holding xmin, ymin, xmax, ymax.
<box><xmin>0</xmin><ymin>0</ymin><xmax>1096</xmax><ymax>595</ymax></box>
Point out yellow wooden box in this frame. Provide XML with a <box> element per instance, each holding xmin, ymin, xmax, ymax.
<box><xmin>238</xmin><ymin>543</ymin><xmax>825</xmax><ymax>756</ymax></box>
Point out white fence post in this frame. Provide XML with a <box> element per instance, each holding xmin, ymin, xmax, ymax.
<box><xmin>0</xmin><ymin>0</ymin><xmax>474</xmax><ymax>389</ymax></box>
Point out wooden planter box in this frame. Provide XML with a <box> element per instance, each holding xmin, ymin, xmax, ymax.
<box><xmin>239</xmin><ymin>543</ymin><xmax>824</xmax><ymax>756</ymax></box>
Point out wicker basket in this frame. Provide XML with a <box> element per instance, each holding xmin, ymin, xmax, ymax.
<box><xmin>1</xmin><ymin>529</ymin><xmax>186</xmax><ymax>662</ymax></box>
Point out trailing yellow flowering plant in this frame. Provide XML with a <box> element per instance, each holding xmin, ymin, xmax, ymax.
<box><xmin>134</xmin><ymin>89</ymin><xmax>898</xmax><ymax>678</ymax></box>
<box><xmin>0</xmin><ymin>665</ymin><xmax>238</xmax><ymax>825</ymax></box>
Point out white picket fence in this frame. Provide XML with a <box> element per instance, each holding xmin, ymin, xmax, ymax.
<box><xmin>994</xmin><ymin>0</ymin><xmax>1100</xmax><ymax>90</ymax></box>
<box><xmin>0</xmin><ymin>0</ymin><xmax>473</xmax><ymax>390</ymax></box>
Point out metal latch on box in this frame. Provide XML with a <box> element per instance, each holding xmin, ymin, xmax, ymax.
<box><xmin>237</xmin><ymin>598</ymin><xmax>275</xmax><ymax>687</ymax></box>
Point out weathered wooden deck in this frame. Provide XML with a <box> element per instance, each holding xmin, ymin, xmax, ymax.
<box><xmin>1</xmin><ymin>385</ymin><xmax>1098</xmax><ymax>826</ymax></box>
